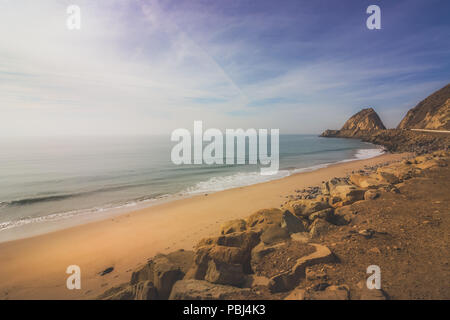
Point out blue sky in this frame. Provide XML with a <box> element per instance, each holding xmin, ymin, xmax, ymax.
<box><xmin>0</xmin><ymin>0</ymin><xmax>449</xmax><ymax>135</ymax></box>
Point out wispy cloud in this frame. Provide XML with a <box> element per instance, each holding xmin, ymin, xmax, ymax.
<box><xmin>0</xmin><ymin>0</ymin><xmax>449</xmax><ymax>135</ymax></box>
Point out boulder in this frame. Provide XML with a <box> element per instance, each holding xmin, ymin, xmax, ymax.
<box><xmin>284</xmin><ymin>288</ymin><xmax>306</xmax><ymax>300</ymax></box>
<box><xmin>307</xmin><ymin>285</ymin><xmax>349</xmax><ymax>300</ymax></box>
<box><xmin>321</xmin><ymin>178</ymin><xmax>350</xmax><ymax>195</ymax></box>
<box><xmin>125</xmin><ymin>250</ymin><xmax>194</xmax><ymax>300</ymax></box>
<box><xmin>153</xmin><ymin>255</ymin><xmax>185</xmax><ymax>299</ymax></box>
<box><xmin>330</xmin><ymin>185</ymin><xmax>366</xmax><ymax>205</ymax></box>
<box><xmin>377</xmin><ymin>164</ymin><xmax>415</xmax><ymax>181</ymax></box>
<box><xmin>290</xmin><ymin>232</ymin><xmax>311</xmax><ymax>243</ymax></box>
<box><xmin>220</xmin><ymin>219</ymin><xmax>246</xmax><ymax>235</ymax></box>
<box><xmin>376</xmin><ymin>171</ymin><xmax>400</xmax><ymax>184</ymax></box>
<box><xmin>130</xmin><ymin>263</ymin><xmax>154</xmax><ymax>285</ymax></box>
<box><xmin>246</xmin><ymin>208</ymin><xmax>284</xmax><ymax>231</ymax></box>
<box><xmin>190</xmin><ymin>231</ymin><xmax>260</xmax><ymax>278</ymax></box>
<box><xmin>364</xmin><ymin>189</ymin><xmax>380</xmax><ymax>200</ymax></box>
<box><xmin>169</xmin><ymin>279</ymin><xmax>249</xmax><ymax>300</ymax></box>
<box><xmin>191</xmin><ymin>245</ymin><xmax>245</xmax><ymax>280</ymax></box>
<box><xmin>281</xmin><ymin>210</ymin><xmax>307</xmax><ymax>233</ymax></box>
<box><xmin>309</xmin><ymin>218</ymin><xmax>331</xmax><ymax>238</ymax></box>
<box><xmin>243</xmin><ymin>275</ymin><xmax>272</xmax><ymax>288</ymax></box>
<box><xmin>101</xmin><ymin>281</ymin><xmax>158</xmax><ymax>300</ymax></box>
<box><xmin>309</xmin><ymin>208</ymin><xmax>334</xmax><ymax>222</ymax></box>
<box><xmin>284</xmin><ymin>199</ymin><xmax>331</xmax><ymax>218</ymax></box>
<box><xmin>332</xmin><ymin>205</ymin><xmax>356</xmax><ymax>225</ymax></box>
<box><xmin>268</xmin><ymin>244</ymin><xmax>335</xmax><ymax>293</ymax></box>
<box><xmin>250</xmin><ymin>241</ymin><xmax>287</xmax><ymax>271</ymax></box>
<box><xmin>204</xmin><ymin>260</ymin><xmax>245</xmax><ymax>286</ymax></box>
<box><xmin>261</xmin><ymin>225</ymin><xmax>290</xmax><ymax>245</ymax></box>
<box><xmin>196</xmin><ymin>231</ymin><xmax>260</xmax><ymax>252</ymax></box>
<box><xmin>349</xmin><ymin>174</ymin><xmax>384</xmax><ymax>189</ymax></box>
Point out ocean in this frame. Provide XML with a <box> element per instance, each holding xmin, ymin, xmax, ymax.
<box><xmin>0</xmin><ymin>135</ymin><xmax>383</xmax><ymax>240</ymax></box>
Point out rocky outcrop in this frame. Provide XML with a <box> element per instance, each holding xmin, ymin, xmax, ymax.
<box><xmin>341</xmin><ymin>108</ymin><xmax>386</xmax><ymax>131</ymax></box>
<box><xmin>99</xmin><ymin>249</ymin><xmax>194</xmax><ymax>300</ymax></box>
<box><xmin>168</xmin><ymin>279</ymin><xmax>249</xmax><ymax>300</ymax></box>
<box><xmin>320</xmin><ymin>86</ymin><xmax>450</xmax><ymax>154</ymax></box>
<box><xmin>397</xmin><ymin>84</ymin><xmax>450</xmax><ymax>130</ymax></box>
<box><xmin>359</xmin><ymin>129</ymin><xmax>450</xmax><ymax>154</ymax></box>
<box><xmin>321</xmin><ymin>108</ymin><xmax>386</xmax><ymax>138</ymax></box>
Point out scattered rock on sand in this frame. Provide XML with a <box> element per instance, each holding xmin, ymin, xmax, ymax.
<box><xmin>100</xmin><ymin>267</ymin><xmax>114</xmax><ymax>276</ymax></box>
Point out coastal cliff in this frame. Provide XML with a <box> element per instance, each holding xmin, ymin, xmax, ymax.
<box><xmin>321</xmin><ymin>107</ymin><xmax>386</xmax><ymax>138</ymax></box>
<box><xmin>397</xmin><ymin>84</ymin><xmax>450</xmax><ymax>130</ymax></box>
<box><xmin>321</xmin><ymin>84</ymin><xmax>450</xmax><ymax>153</ymax></box>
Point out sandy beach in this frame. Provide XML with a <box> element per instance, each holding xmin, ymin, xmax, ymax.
<box><xmin>0</xmin><ymin>152</ymin><xmax>409</xmax><ymax>300</ymax></box>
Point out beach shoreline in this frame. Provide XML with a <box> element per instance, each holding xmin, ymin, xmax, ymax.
<box><xmin>0</xmin><ymin>144</ymin><xmax>384</xmax><ymax>243</ymax></box>
<box><xmin>0</xmin><ymin>152</ymin><xmax>408</xmax><ymax>300</ymax></box>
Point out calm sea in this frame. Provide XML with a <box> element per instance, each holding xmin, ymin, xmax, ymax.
<box><xmin>0</xmin><ymin>135</ymin><xmax>382</xmax><ymax>240</ymax></box>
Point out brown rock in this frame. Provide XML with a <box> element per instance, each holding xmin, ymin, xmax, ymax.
<box><xmin>220</xmin><ymin>219</ymin><xmax>246</xmax><ymax>235</ymax></box>
<box><xmin>246</xmin><ymin>208</ymin><xmax>284</xmax><ymax>231</ymax></box>
<box><xmin>309</xmin><ymin>208</ymin><xmax>334</xmax><ymax>222</ymax></box>
<box><xmin>284</xmin><ymin>288</ymin><xmax>306</xmax><ymax>300</ymax></box>
<box><xmin>281</xmin><ymin>210</ymin><xmax>307</xmax><ymax>233</ymax></box>
<box><xmin>309</xmin><ymin>218</ymin><xmax>331</xmax><ymax>238</ymax></box>
<box><xmin>153</xmin><ymin>256</ymin><xmax>185</xmax><ymax>299</ymax></box>
<box><xmin>350</xmin><ymin>174</ymin><xmax>384</xmax><ymax>189</ymax></box>
<box><xmin>105</xmin><ymin>281</ymin><xmax>158</xmax><ymax>300</ymax></box>
<box><xmin>261</xmin><ymin>225</ymin><xmax>290</xmax><ymax>245</ymax></box>
<box><xmin>169</xmin><ymin>279</ymin><xmax>250</xmax><ymax>300</ymax></box>
<box><xmin>204</xmin><ymin>260</ymin><xmax>245</xmax><ymax>286</ymax></box>
<box><xmin>284</xmin><ymin>199</ymin><xmax>331</xmax><ymax>218</ymax></box>
<box><xmin>268</xmin><ymin>244</ymin><xmax>335</xmax><ymax>292</ymax></box>
<box><xmin>331</xmin><ymin>185</ymin><xmax>366</xmax><ymax>205</ymax></box>
<box><xmin>364</xmin><ymin>189</ymin><xmax>380</xmax><ymax>200</ymax></box>
<box><xmin>308</xmin><ymin>285</ymin><xmax>350</xmax><ymax>300</ymax></box>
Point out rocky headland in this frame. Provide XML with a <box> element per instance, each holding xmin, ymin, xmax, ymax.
<box><xmin>321</xmin><ymin>84</ymin><xmax>450</xmax><ymax>154</ymax></box>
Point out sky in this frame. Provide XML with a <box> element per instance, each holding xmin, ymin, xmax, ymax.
<box><xmin>1</xmin><ymin>0</ymin><xmax>449</xmax><ymax>136</ymax></box>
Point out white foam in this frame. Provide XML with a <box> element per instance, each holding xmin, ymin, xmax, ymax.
<box><xmin>183</xmin><ymin>170</ymin><xmax>291</xmax><ymax>195</ymax></box>
<box><xmin>183</xmin><ymin>148</ymin><xmax>385</xmax><ymax>195</ymax></box>
<box><xmin>354</xmin><ymin>148</ymin><xmax>385</xmax><ymax>160</ymax></box>
<box><xmin>0</xmin><ymin>147</ymin><xmax>385</xmax><ymax>235</ymax></box>
<box><xmin>0</xmin><ymin>196</ymin><xmax>165</xmax><ymax>232</ymax></box>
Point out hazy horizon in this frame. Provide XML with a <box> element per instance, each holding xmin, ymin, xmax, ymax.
<box><xmin>1</xmin><ymin>0</ymin><xmax>449</xmax><ymax>136</ymax></box>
